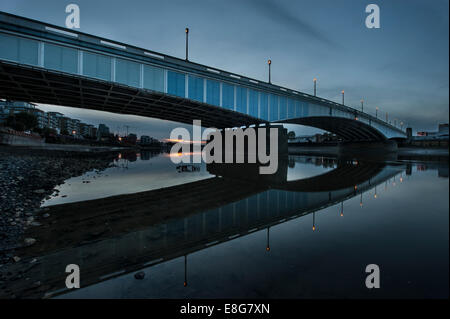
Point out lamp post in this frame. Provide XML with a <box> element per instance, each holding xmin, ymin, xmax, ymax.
<box><xmin>376</xmin><ymin>106</ymin><xmax>379</xmax><ymax>118</ymax></box>
<box><xmin>341</xmin><ymin>90</ymin><xmax>345</xmax><ymax>105</ymax></box>
<box><xmin>386</xmin><ymin>112</ymin><xmax>388</xmax><ymax>122</ymax></box>
<box><xmin>185</xmin><ymin>27</ymin><xmax>189</xmax><ymax>61</ymax></box>
<box><xmin>360</xmin><ymin>99</ymin><xmax>364</xmax><ymax>112</ymax></box>
<box><xmin>313</xmin><ymin>78</ymin><xmax>317</xmax><ymax>96</ymax></box>
<box><xmin>268</xmin><ymin>59</ymin><xmax>272</xmax><ymax>84</ymax></box>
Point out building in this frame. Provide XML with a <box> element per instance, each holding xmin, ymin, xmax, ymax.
<box><xmin>30</xmin><ymin>108</ymin><xmax>46</xmax><ymax>129</ymax></box>
<box><xmin>79</xmin><ymin>123</ymin><xmax>96</xmax><ymax>138</ymax></box>
<box><xmin>0</xmin><ymin>100</ymin><xmax>38</xmax><ymax>124</ymax></box>
<box><xmin>416</xmin><ymin>123</ymin><xmax>449</xmax><ymax>139</ymax></box>
<box><xmin>45</xmin><ymin>112</ymin><xmax>64</xmax><ymax>132</ymax></box>
<box><xmin>97</xmin><ymin>124</ymin><xmax>110</xmax><ymax>140</ymax></box>
<box><xmin>59</xmin><ymin>117</ymin><xmax>81</xmax><ymax>135</ymax></box>
<box><xmin>140</xmin><ymin>135</ymin><xmax>159</xmax><ymax>145</ymax></box>
<box><xmin>125</xmin><ymin>133</ymin><xmax>137</xmax><ymax>144</ymax></box>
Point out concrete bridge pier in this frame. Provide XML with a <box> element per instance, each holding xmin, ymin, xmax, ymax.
<box><xmin>209</xmin><ymin>124</ymin><xmax>288</xmax><ymax>163</ymax></box>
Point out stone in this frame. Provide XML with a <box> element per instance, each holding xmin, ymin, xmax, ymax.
<box><xmin>134</xmin><ymin>271</ymin><xmax>145</xmax><ymax>280</ymax></box>
<box><xmin>24</xmin><ymin>238</ymin><xmax>36</xmax><ymax>246</ymax></box>
<box><xmin>12</xmin><ymin>256</ymin><xmax>20</xmax><ymax>263</ymax></box>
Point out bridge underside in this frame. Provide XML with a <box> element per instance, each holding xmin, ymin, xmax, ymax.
<box><xmin>280</xmin><ymin>117</ymin><xmax>388</xmax><ymax>142</ymax></box>
<box><xmin>0</xmin><ymin>62</ymin><xmax>263</xmax><ymax>129</ymax></box>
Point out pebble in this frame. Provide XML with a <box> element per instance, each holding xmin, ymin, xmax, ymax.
<box><xmin>24</xmin><ymin>238</ymin><xmax>36</xmax><ymax>246</ymax></box>
<box><xmin>134</xmin><ymin>271</ymin><xmax>145</xmax><ymax>280</ymax></box>
<box><xmin>0</xmin><ymin>149</ymin><xmax>115</xmax><ymax>270</ymax></box>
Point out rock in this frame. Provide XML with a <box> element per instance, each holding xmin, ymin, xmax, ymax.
<box><xmin>24</xmin><ymin>238</ymin><xmax>36</xmax><ymax>246</ymax></box>
<box><xmin>12</xmin><ymin>256</ymin><xmax>20</xmax><ymax>263</ymax></box>
<box><xmin>33</xmin><ymin>189</ymin><xmax>45</xmax><ymax>194</ymax></box>
<box><xmin>134</xmin><ymin>271</ymin><xmax>145</xmax><ymax>280</ymax></box>
<box><xmin>43</xmin><ymin>213</ymin><xmax>50</xmax><ymax>218</ymax></box>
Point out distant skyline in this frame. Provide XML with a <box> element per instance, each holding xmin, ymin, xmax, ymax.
<box><xmin>0</xmin><ymin>0</ymin><xmax>448</xmax><ymax>138</ymax></box>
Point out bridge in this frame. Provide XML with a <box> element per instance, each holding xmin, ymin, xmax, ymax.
<box><xmin>0</xmin><ymin>157</ymin><xmax>405</xmax><ymax>298</ymax></box>
<box><xmin>0</xmin><ymin>12</ymin><xmax>406</xmax><ymax>141</ymax></box>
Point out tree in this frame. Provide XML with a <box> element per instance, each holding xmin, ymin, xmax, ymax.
<box><xmin>6</xmin><ymin>112</ymin><xmax>38</xmax><ymax>131</ymax></box>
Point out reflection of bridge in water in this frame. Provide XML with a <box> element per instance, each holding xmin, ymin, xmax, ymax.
<box><xmin>2</xmin><ymin>158</ymin><xmax>405</xmax><ymax>298</ymax></box>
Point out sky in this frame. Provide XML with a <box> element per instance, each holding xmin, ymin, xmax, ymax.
<box><xmin>0</xmin><ymin>0</ymin><xmax>448</xmax><ymax>138</ymax></box>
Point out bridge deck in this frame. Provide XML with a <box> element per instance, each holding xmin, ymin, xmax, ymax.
<box><xmin>0</xmin><ymin>12</ymin><xmax>405</xmax><ymax>140</ymax></box>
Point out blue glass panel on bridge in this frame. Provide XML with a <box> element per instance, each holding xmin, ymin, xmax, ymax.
<box><xmin>258</xmin><ymin>192</ymin><xmax>268</xmax><ymax>218</ymax></box>
<box><xmin>288</xmin><ymin>98</ymin><xmax>295</xmax><ymax>118</ymax></box>
<box><xmin>167</xmin><ymin>218</ymin><xmax>184</xmax><ymax>239</ymax></box>
<box><xmin>295</xmin><ymin>100</ymin><xmax>301</xmax><ymax>117</ymax></box>
<box><xmin>222</xmin><ymin>82</ymin><xmax>234</xmax><ymax>110</ymax></box>
<box><xmin>221</xmin><ymin>203</ymin><xmax>235</xmax><ymax>228</ymax></box>
<box><xmin>187</xmin><ymin>213</ymin><xmax>202</xmax><ymax>235</ymax></box>
<box><xmin>188</xmin><ymin>75</ymin><xmax>204</xmax><ymax>102</ymax></box>
<box><xmin>279</xmin><ymin>96</ymin><xmax>287</xmax><ymax>120</ymax></box>
<box><xmin>269</xmin><ymin>94</ymin><xmax>279</xmax><ymax>121</ymax></box>
<box><xmin>302</xmin><ymin>101</ymin><xmax>309</xmax><ymax>117</ymax></box>
<box><xmin>83</xmin><ymin>51</ymin><xmax>111</xmax><ymax>81</ymax></box>
<box><xmin>260</xmin><ymin>92</ymin><xmax>268</xmax><ymax>120</ymax></box>
<box><xmin>236</xmin><ymin>86</ymin><xmax>247</xmax><ymax>114</ymax></box>
<box><xmin>248</xmin><ymin>89</ymin><xmax>258</xmax><ymax>117</ymax></box>
<box><xmin>167</xmin><ymin>71</ymin><xmax>186</xmax><ymax>98</ymax></box>
<box><xmin>143</xmin><ymin>64</ymin><xmax>164</xmax><ymax>92</ymax></box>
<box><xmin>205</xmin><ymin>208</ymin><xmax>220</xmax><ymax>232</ymax></box>
<box><xmin>247</xmin><ymin>194</ymin><xmax>258</xmax><ymax>221</ymax></box>
<box><xmin>236</xmin><ymin>200</ymin><xmax>247</xmax><ymax>224</ymax></box>
<box><xmin>268</xmin><ymin>190</ymin><xmax>278</xmax><ymax>214</ymax></box>
<box><xmin>44</xmin><ymin>43</ymin><xmax>77</xmax><ymax>74</ymax></box>
<box><xmin>116</xmin><ymin>58</ymin><xmax>140</xmax><ymax>87</ymax></box>
<box><xmin>0</xmin><ymin>34</ymin><xmax>39</xmax><ymax>66</ymax></box>
<box><xmin>279</xmin><ymin>191</ymin><xmax>287</xmax><ymax>212</ymax></box>
<box><xmin>206</xmin><ymin>79</ymin><xmax>220</xmax><ymax>106</ymax></box>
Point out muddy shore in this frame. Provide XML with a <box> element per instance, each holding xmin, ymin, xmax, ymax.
<box><xmin>0</xmin><ymin>146</ymin><xmax>119</xmax><ymax>268</ymax></box>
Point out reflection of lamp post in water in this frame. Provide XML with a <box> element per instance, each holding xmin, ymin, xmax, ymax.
<box><xmin>184</xmin><ymin>255</ymin><xmax>188</xmax><ymax>287</ymax></box>
<box><xmin>374</xmin><ymin>186</ymin><xmax>377</xmax><ymax>198</ymax></box>
<box><xmin>266</xmin><ymin>227</ymin><xmax>270</xmax><ymax>251</ymax></box>
<box><xmin>360</xmin><ymin>192</ymin><xmax>363</xmax><ymax>207</ymax></box>
<box><xmin>340</xmin><ymin>201</ymin><xmax>344</xmax><ymax>217</ymax></box>
<box><xmin>312</xmin><ymin>212</ymin><xmax>316</xmax><ymax>231</ymax></box>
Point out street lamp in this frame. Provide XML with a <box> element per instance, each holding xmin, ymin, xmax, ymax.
<box><xmin>268</xmin><ymin>59</ymin><xmax>272</xmax><ymax>84</ymax></box>
<box><xmin>185</xmin><ymin>27</ymin><xmax>189</xmax><ymax>61</ymax></box>
<box><xmin>313</xmin><ymin>78</ymin><xmax>317</xmax><ymax>96</ymax></box>
<box><xmin>341</xmin><ymin>90</ymin><xmax>345</xmax><ymax>105</ymax></box>
<box><xmin>360</xmin><ymin>99</ymin><xmax>364</xmax><ymax>112</ymax></box>
<box><xmin>375</xmin><ymin>106</ymin><xmax>379</xmax><ymax>118</ymax></box>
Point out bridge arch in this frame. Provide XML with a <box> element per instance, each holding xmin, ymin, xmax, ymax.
<box><xmin>279</xmin><ymin>116</ymin><xmax>389</xmax><ymax>142</ymax></box>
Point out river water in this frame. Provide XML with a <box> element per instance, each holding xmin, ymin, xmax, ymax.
<box><xmin>17</xmin><ymin>152</ymin><xmax>450</xmax><ymax>298</ymax></box>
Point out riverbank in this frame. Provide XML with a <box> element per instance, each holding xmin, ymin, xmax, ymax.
<box><xmin>288</xmin><ymin>144</ymin><xmax>449</xmax><ymax>160</ymax></box>
<box><xmin>0</xmin><ymin>145</ymin><xmax>119</xmax><ymax>272</ymax></box>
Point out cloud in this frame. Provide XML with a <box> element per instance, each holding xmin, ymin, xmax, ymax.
<box><xmin>245</xmin><ymin>0</ymin><xmax>337</xmax><ymax>47</ymax></box>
